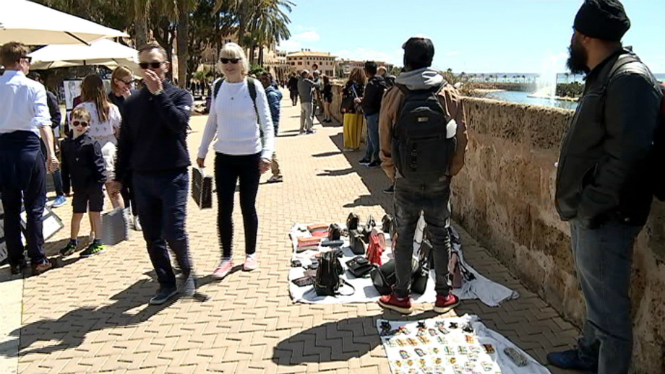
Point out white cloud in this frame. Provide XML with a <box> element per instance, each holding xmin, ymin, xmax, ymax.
<box><xmin>334</xmin><ymin>48</ymin><xmax>402</xmax><ymax>65</ymax></box>
<box><xmin>278</xmin><ymin>31</ymin><xmax>321</xmax><ymax>52</ymax></box>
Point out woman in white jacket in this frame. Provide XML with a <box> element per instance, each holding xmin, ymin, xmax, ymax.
<box><xmin>197</xmin><ymin>43</ymin><xmax>274</xmax><ymax>279</ymax></box>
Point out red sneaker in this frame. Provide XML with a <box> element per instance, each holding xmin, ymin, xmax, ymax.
<box><xmin>433</xmin><ymin>293</ymin><xmax>460</xmax><ymax>314</ymax></box>
<box><xmin>378</xmin><ymin>293</ymin><xmax>413</xmax><ymax>314</ymax></box>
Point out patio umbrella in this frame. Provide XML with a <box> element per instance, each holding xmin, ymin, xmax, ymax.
<box><xmin>0</xmin><ymin>0</ymin><xmax>128</xmax><ymax>45</ymax></box>
<box><xmin>28</xmin><ymin>39</ymin><xmax>139</xmax><ymax>72</ymax></box>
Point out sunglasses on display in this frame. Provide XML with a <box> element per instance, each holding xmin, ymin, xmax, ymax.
<box><xmin>72</xmin><ymin>121</ymin><xmax>88</xmax><ymax>128</ymax></box>
<box><xmin>139</xmin><ymin>61</ymin><xmax>164</xmax><ymax>69</ymax></box>
<box><xmin>220</xmin><ymin>58</ymin><xmax>240</xmax><ymax>64</ymax></box>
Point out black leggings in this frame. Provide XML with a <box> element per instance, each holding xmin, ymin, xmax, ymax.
<box><xmin>215</xmin><ymin>152</ymin><xmax>261</xmax><ymax>259</ymax></box>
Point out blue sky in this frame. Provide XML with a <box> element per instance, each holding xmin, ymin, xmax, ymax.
<box><xmin>278</xmin><ymin>0</ymin><xmax>665</xmax><ymax>74</ymax></box>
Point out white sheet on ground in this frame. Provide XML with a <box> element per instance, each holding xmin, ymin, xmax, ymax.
<box><xmin>288</xmin><ymin>223</ymin><xmax>518</xmax><ymax>307</ymax></box>
<box><xmin>377</xmin><ymin>314</ymin><xmax>551</xmax><ymax>374</ymax></box>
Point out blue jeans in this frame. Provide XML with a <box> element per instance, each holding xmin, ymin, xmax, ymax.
<box><xmin>393</xmin><ymin>178</ymin><xmax>452</xmax><ymax>298</ymax></box>
<box><xmin>52</xmin><ymin>169</ymin><xmax>64</xmax><ymax>197</ymax></box>
<box><xmin>570</xmin><ymin>219</ymin><xmax>642</xmax><ymax>374</ymax></box>
<box><xmin>133</xmin><ymin>169</ymin><xmax>192</xmax><ymax>288</ymax></box>
<box><xmin>363</xmin><ymin>113</ymin><xmax>380</xmax><ymax>163</ymax></box>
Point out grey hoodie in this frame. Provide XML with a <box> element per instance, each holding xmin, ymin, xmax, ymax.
<box><xmin>395</xmin><ymin>67</ymin><xmax>444</xmax><ymax>90</ymax></box>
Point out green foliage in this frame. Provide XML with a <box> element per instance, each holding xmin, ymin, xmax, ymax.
<box><xmin>556</xmin><ymin>82</ymin><xmax>585</xmax><ymax>98</ymax></box>
<box><xmin>250</xmin><ymin>63</ymin><xmax>265</xmax><ymax>76</ymax></box>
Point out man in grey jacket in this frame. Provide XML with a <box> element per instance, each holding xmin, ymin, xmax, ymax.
<box><xmin>297</xmin><ymin>70</ymin><xmax>319</xmax><ymax>134</ymax></box>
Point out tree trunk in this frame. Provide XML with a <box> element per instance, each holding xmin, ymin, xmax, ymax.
<box><xmin>258</xmin><ymin>46</ymin><xmax>264</xmax><ymax>67</ymax></box>
<box><xmin>176</xmin><ymin>1</ymin><xmax>190</xmax><ymax>89</ymax></box>
<box><xmin>134</xmin><ymin>1</ymin><xmax>149</xmax><ymax>47</ymax></box>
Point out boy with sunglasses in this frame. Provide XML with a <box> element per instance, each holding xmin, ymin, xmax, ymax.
<box><xmin>60</xmin><ymin>107</ymin><xmax>107</xmax><ymax>258</ymax></box>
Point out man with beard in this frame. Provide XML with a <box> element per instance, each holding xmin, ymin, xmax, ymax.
<box><xmin>549</xmin><ymin>1</ymin><xmax>663</xmax><ymax>373</ymax></box>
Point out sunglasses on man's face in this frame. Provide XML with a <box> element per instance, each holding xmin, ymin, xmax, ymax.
<box><xmin>20</xmin><ymin>56</ymin><xmax>32</xmax><ymax>64</ymax></box>
<box><xmin>72</xmin><ymin>121</ymin><xmax>88</xmax><ymax>128</ymax></box>
<box><xmin>139</xmin><ymin>61</ymin><xmax>164</xmax><ymax>69</ymax></box>
<box><xmin>220</xmin><ymin>58</ymin><xmax>240</xmax><ymax>64</ymax></box>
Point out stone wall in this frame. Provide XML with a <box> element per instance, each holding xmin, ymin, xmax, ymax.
<box><xmin>452</xmin><ymin>97</ymin><xmax>665</xmax><ymax>373</ymax></box>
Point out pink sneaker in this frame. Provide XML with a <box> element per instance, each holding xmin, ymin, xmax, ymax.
<box><xmin>212</xmin><ymin>259</ymin><xmax>233</xmax><ymax>279</ymax></box>
<box><xmin>243</xmin><ymin>254</ymin><xmax>258</xmax><ymax>271</ymax></box>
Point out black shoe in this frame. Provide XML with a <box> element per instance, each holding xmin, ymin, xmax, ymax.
<box><xmin>547</xmin><ymin>349</ymin><xmax>597</xmax><ymax>372</ymax></box>
<box><xmin>367</xmin><ymin>161</ymin><xmax>381</xmax><ymax>168</ymax></box>
<box><xmin>149</xmin><ymin>286</ymin><xmax>178</xmax><ymax>305</ymax></box>
<box><xmin>383</xmin><ymin>185</ymin><xmax>395</xmax><ymax>194</ymax></box>
<box><xmin>10</xmin><ymin>261</ymin><xmax>26</xmax><ymax>275</ymax></box>
<box><xmin>358</xmin><ymin>158</ymin><xmax>371</xmax><ymax>165</ymax></box>
<box><xmin>60</xmin><ymin>240</ymin><xmax>78</xmax><ymax>256</ymax></box>
<box><xmin>179</xmin><ymin>275</ymin><xmax>197</xmax><ymax>297</ymax></box>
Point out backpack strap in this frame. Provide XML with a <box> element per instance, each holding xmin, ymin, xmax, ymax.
<box><xmin>597</xmin><ymin>53</ymin><xmax>640</xmax><ymax>119</ymax></box>
<box><xmin>213</xmin><ymin>77</ymin><xmax>259</xmax><ymax>118</ymax></box>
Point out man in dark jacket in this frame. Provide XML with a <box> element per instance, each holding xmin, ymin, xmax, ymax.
<box><xmin>260</xmin><ymin>72</ymin><xmax>284</xmax><ymax>183</ymax></box>
<box><xmin>110</xmin><ymin>43</ymin><xmax>196</xmax><ymax>305</ymax></box>
<box><xmin>288</xmin><ymin>73</ymin><xmax>299</xmax><ymax>106</ymax></box>
<box><xmin>28</xmin><ymin>72</ymin><xmax>67</xmax><ymax>208</ymax></box>
<box><xmin>357</xmin><ymin>61</ymin><xmax>387</xmax><ymax>168</ymax></box>
<box><xmin>548</xmin><ymin>2</ymin><xmax>663</xmax><ymax>374</ymax></box>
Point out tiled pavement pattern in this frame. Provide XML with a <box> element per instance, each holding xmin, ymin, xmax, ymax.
<box><xmin>1</xmin><ymin>91</ymin><xmax>580</xmax><ymax>374</ymax></box>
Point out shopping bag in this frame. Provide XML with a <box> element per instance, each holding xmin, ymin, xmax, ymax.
<box><xmin>20</xmin><ymin>205</ymin><xmax>64</xmax><ymax>241</ymax></box>
<box><xmin>100</xmin><ymin>208</ymin><xmax>130</xmax><ymax>246</ymax></box>
<box><xmin>191</xmin><ymin>167</ymin><xmax>213</xmax><ymax>209</ymax></box>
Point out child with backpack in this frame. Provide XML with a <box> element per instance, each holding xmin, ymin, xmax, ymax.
<box><xmin>59</xmin><ymin>107</ymin><xmax>108</xmax><ymax>258</ymax></box>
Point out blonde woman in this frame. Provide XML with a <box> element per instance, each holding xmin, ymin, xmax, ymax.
<box><xmin>197</xmin><ymin>43</ymin><xmax>274</xmax><ymax>279</ymax></box>
<box><xmin>108</xmin><ymin>66</ymin><xmax>141</xmax><ymax>230</ymax></box>
<box><xmin>341</xmin><ymin>68</ymin><xmax>366</xmax><ymax>151</ymax></box>
<box><xmin>75</xmin><ymin>74</ymin><xmax>123</xmax><ymax>209</ymax></box>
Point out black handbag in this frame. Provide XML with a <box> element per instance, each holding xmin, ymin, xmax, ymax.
<box><xmin>348</xmin><ymin>229</ymin><xmax>366</xmax><ymax>255</ymax></box>
<box><xmin>381</xmin><ymin>214</ymin><xmax>395</xmax><ymax>237</ymax></box>
<box><xmin>346</xmin><ymin>212</ymin><xmax>359</xmax><ymax>231</ymax></box>
<box><xmin>191</xmin><ymin>167</ymin><xmax>213</xmax><ymax>209</ymax></box>
<box><xmin>361</xmin><ymin>215</ymin><xmax>376</xmax><ymax>243</ymax></box>
<box><xmin>328</xmin><ymin>223</ymin><xmax>342</xmax><ymax>241</ymax></box>
<box><xmin>371</xmin><ymin>257</ymin><xmax>426</xmax><ymax>295</ymax></box>
<box><xmin>346</xmin><ymin>256</ymin><xmax>374</xmax><ymax>278</ymax></box>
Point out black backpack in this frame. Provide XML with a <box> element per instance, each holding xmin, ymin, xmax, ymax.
<box><xmin>314</xmin><ymin>250</ymin><xmax>354</xmax><ymax>296</ymax></box>
<box><xmin>392</xmin><ymin>82</ymin><xmax>457</xmax><ymax>183</ymax></box>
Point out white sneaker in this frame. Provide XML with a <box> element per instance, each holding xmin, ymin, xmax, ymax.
<box><xmin>133</xmin><ymin>216</ymin><xmax>142</xmax><ymax>231</ymax></box>
<box><xmin>212</xmin><ymin>259</ymin><xmax>234</xmax><ymax>279</ymax></box>
<box><xmin>243</xmin><ymin>254</ymin><xmax>258</xmax><ymax>271</ymax></box>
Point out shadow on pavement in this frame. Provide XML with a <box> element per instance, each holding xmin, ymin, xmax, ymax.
<box><xmin>0</xmin><ymin>271</ymin><xmax>223</xmax><ymax>357</ymax></box>
<box><xmin>272</xmin><ymin>311</ymin><xmax>439</xmax><ymax>366</ymax></box>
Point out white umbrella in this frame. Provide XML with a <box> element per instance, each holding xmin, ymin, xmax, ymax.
<box><xmin>28</xmin><ymin>39</ymin><xmax>139</xmax><ymax>72</ymax></box>
<box><xmin>0</xmin><ymin>0</ymin><xmax>128</xmax><ymax>45</ymax></box>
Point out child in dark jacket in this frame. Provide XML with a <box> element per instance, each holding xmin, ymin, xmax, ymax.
<box><xmin>60</xmin><ymin>107</ymin><xmax>107</xmax><ymax>258</ymax></box>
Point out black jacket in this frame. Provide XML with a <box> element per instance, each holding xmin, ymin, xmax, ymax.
<box><xmin>361</xmin><ymin>75</ymin><xmax>387</xmax><ymax>116</ymax></box>
<box><xmin>61</xmin><ymin>133</ymin><xmax>106</xmax><ymax>194</ymax></box>
<box><xmin>288</xmin><ymin>77</ymin><xmax>299</xmax><ymax>91</ymax></box>
<box><xmin>555</xmin><ymin>49</ymin><xmax>663</xmax><ymax>228</ymax></box>
<box><xmin>46</xmin><ymin>91</ymin><xmax>61</xmax><ymax>128</ymax></box>
<box><xmin>115</xmin><ymin>81</ymin><xmax>192</xmax><ymax>182</ymax></box>
<box><xmin>341</xmin><ymin>80</ymin><xmax>365</xmax><ymax>115</ymax></box>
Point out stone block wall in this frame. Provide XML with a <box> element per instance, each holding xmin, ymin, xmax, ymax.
<box><xmin>453</xmin><ymin>97</ymin><xmax>665</xmax><ymax>373</ymax></box>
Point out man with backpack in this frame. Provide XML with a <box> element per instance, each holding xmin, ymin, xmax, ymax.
<box><xmin>377</xmin><ymin>35</ymin><xmax>468</xmax><ymax>315</ymax></box>
<box><xmin>548</xmin><ymin>2</ymin><xmax>664</xmax><ymax>374</ymax></box>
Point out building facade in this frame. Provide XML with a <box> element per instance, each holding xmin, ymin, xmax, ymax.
<box><xmin>286</xmin><ymin>50</ymin><xmax>337</xmax><ymax>76</ymax></box>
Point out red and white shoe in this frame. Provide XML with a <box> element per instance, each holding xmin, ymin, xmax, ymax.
<box><xmin>378</xmin><ymin>292</ymin><xmax>413</xmax><ymax>314</ymax></box>
<box><xmin>243</xmin><ymin>254</ymin><xmax>258</xmax><ymax>271</ymax></box>
<box><xmin>433</xmin><ymin>293</ymin><xmax>460</xmax><ymax>314</ymax></box>
<box><xmin>212</xmin><ymin>259</ymin><xmax>233</xmax><ymax>279</ymax></box>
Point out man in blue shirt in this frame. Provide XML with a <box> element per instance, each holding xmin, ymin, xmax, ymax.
<box><xmin>260</xmin><ymin>72</ymin><xmax>284</xmax><ymax>183</ymax></box>
<box><xmin>0</xmin><ymin>42</ymin><xmax>60</xmax><ymax>276</ymax></box>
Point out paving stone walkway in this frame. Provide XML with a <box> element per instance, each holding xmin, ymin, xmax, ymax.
<box><xmin>1</xmin><ymin>92</ymin><xmax>579</xmax><ymax>373</ymax></box>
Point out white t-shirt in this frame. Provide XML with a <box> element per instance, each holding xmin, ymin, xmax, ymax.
<box><xmin>198</xmin><ymin>79</ymin><xmax>274</xmax><ymax>160</ymax></box>
<box><xmin>74</xmin><ymin>101</ymin><xmax>121</xmax><ymax>140</ymax></box>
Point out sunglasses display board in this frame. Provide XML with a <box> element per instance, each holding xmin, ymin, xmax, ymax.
<box><xmin>377</xmin><ymin>315</ymin><xmax>551</xmax><ymax>374</ymax></box>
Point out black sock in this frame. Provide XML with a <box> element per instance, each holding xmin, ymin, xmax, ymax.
<box><xmin>69</xmin><ymin>238</ymin><xmax>78</xmax><ymax>245</ymax></box>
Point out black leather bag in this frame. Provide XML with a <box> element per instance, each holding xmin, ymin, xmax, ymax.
<box><xmin>346</xmin><ymin>256</ymin><xmax>374</xmax><ymax>278</ymax></box>
<box><xmin>328</xmin><ymin>223</ymin><xmax>342</xmax><ymax>241</ymax></box>
<box><xmin>348</xmin><ymin>230</ymin><xmax>366</xmax><ymax>255</ymax></box>
<box><xmin>191</xmin><ymin>167</ymin><xmax>213</xmax><ymax>209</ymax></box>
<box><xmin>346</xmin><ymin>213</ymin><xmax>359</xmax><ymax>231</ymax></box>
<box><xmin>371</xmin><ymin>257</ymin><xmax>427</xmax><ymax>295</ymax></box>
<box><xmin>314</xmin><ymin>249</ymin><xmax>355</xmax><ymax>297</ymax></box>
<box><xmin>361</xmin><ymin>215</ymin><xmax>376</xmax><ymax>243</ymax></box>
<box><xmin>381</xmin><ymin>214</ymin><xmax>395</xmax><ymax>236</ymax></box>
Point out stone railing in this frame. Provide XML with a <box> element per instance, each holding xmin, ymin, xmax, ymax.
<box><xmin>453</xmin><ymin>97</ymin><xmax>665</xmax><ymax>373</ymax></box>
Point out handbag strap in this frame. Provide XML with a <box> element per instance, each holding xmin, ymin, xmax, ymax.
<box><xmin>337</xmin><ymin>278</ymin><xmax>356</xmax><ymax>297</ymax></box>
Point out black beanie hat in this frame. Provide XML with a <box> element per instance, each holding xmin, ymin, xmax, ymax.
<box><xmin>574</xmin><ymin>0</ymin><xmax>630</xmax><ymax>42</ymax></box>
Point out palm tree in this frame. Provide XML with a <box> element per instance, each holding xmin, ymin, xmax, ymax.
<box><xmin>128</xmin><ymin>0</ymin><xmax>152</xmax><ymax>47</ymax></box>
<box><xmin>245</xmin><ymin>0</ymin><xmax>293</xmax><ymax>66</ymax></box>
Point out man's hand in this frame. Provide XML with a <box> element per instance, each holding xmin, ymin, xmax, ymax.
<box><xmin>354</xmin><ymin>98</ymin><xmax>362</xmax><ymax>104</ymax></box>
<box><xmin>143</xmin><ymin>70</ymin><xmax>163</xmax><ymax>94</ymax></box>
<box><xmin>108</xmin><ymin>181</ymin><xmax>122</xmax><ymax>197</ymax></box>
<box><xmin>121</xmin><ymin>86</ymin><xmax>132</xmax><ymax>98</ymax></box>
<box><xmin>47</xmin><ymin>155</ymin><xmax>60</xmax><ymax>173</ymax></box>
<box><xmin>196</xmin><ymin>158</ymin><xmax>205</xmax><ymax>168</ymax></box>
<box><xmin>260</xmin><ymin>158</ymin><xmax>271</xmax><ymax>174</ymax></box>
